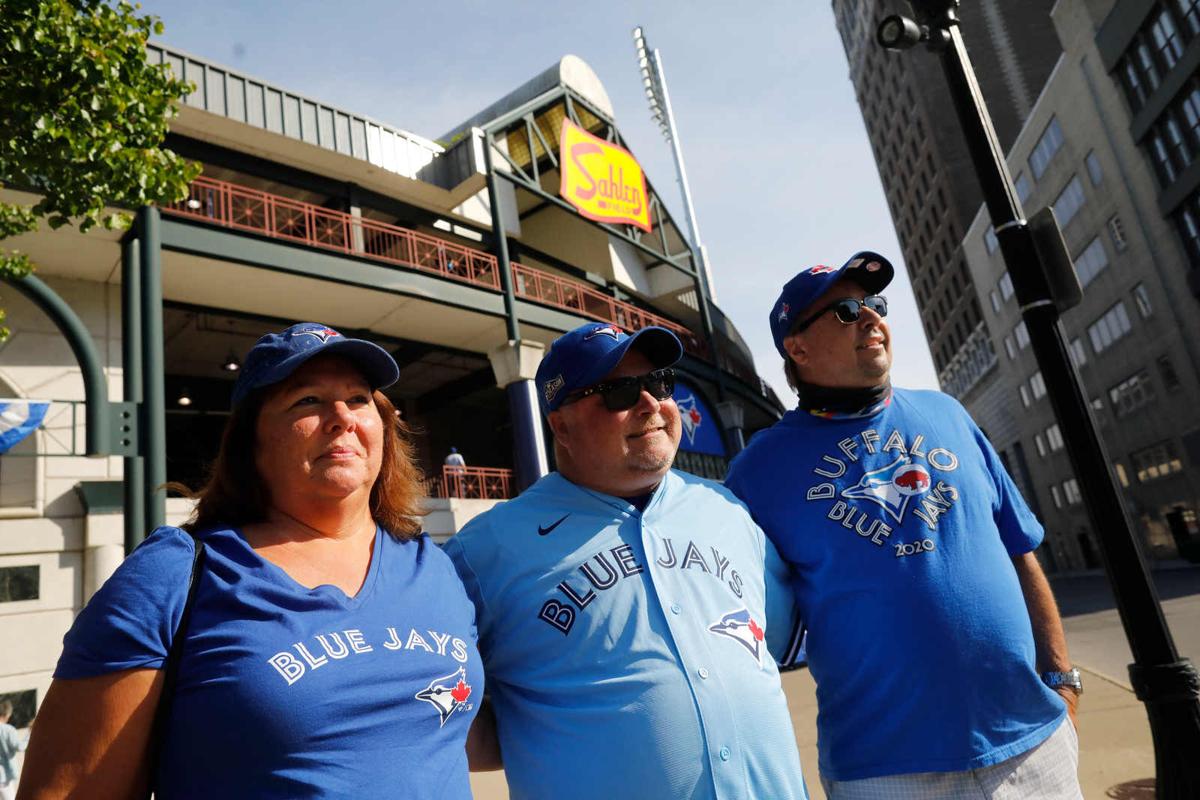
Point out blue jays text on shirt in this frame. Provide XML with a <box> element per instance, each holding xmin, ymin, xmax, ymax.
<box><xmin>537</xmin><ymin>537</ymin><xmax>744</xmax><ymax>638</ymax></box>
<box><xmin>807</xmin><ymin>426</ymin><xmax>963</xmax><ymax>554</ymax></box>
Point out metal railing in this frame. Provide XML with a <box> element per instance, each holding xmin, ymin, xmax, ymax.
<box><xmin>427</xmin><ymin>465</ymin><xmax>514</xmax><ymax>500</ymax></box>
<box><xmin>162</xmin><ymin>176</ymin><xmax>707</xmax><ymax>359</ymax></box>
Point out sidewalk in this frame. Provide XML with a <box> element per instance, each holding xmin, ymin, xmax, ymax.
<box><xmin>468</xmin><ymin>664</ymin><xmax>1156</xmax><ymax>799</ymax></box>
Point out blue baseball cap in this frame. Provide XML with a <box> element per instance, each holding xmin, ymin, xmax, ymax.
<box><xmin>535</xmin><ymin>322</ymin><xmax>684</xmax><ymax>414</ymax></box>
<box><xmin>230</xmin><ymin>322</ymin><xmax>400</xmax><ymax>408</ymax></box>
<box><xmin>770</xmin><ymin>250</ymin><xmax>895</xmax><ymax>357</ymax></box>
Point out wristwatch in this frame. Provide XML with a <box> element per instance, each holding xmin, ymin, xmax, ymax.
<box><xmin>1041</xmin><ymin>667</ymin><xmax>1083</xmax><ymax>695</ymax></box>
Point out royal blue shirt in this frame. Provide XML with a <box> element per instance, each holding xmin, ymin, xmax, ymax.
<box><xmin>444</xmin><ymin>470</ymin><xmax>809</xmax><ymax>800</ymax></box>
<box><xmin>56</xmin><ymin>525</ymin><xmax>483</xmax><ymax>799</ymax></box>
<box><xmin>725</xmin><ymin>389</ymin><xmax>1065</xmax><ymax>781</ymax></box>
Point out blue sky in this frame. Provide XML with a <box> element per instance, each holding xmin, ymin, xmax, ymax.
<box><xmin>144</xmin><ymin>0</ymin><xmax>939</xmax><ymax>399</ymax></box>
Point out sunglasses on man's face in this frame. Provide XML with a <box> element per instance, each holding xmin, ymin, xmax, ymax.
<box><xmin>792</xmin><ymin>294</ymin><xmax>888</xmax><ymax>334</ymax></box>
<box><xmin>564</xmin><ymin>368</ymin><xmax>676</xmax><ymax>412</ymax></box>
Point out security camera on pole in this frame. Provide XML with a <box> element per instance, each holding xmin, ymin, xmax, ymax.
<box><xmin>876</xmin><ymin>2</ymin><xmax>1200</xmax><ymax>796</ymax></box>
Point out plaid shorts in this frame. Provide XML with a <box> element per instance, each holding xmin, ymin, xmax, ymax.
<box><xmin>821</xmin><ymin>719</ymin><xmax>1082</xmax><ymax>800</ymax></box>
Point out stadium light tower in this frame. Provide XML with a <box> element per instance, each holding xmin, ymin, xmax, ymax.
<box><xmin>632</xmin><ymin>26</ymin><xmax>716</xmax><ymax>303</ymax></box>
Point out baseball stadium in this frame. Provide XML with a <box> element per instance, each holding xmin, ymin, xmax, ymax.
<box><xmin>0</xmin><ymin>46</ymin><xmax>782</xmax><ymax>727</ymax></box>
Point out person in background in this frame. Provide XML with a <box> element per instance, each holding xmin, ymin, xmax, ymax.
<box><xmin>725</xmin><ymin>253</ymin><xmax>1082</xmax><ymax>800</ymax></box>
<box><xmin>444</xmin><ymin>322</ymin><xmax>808</xmax><ymax>800</ymax></box>
<box><xmin>18</xmin><ymin>323</ymin><xmax>497</xmax><ymax>799</ymax></box>
<box><xmin>0</xmin><ymin>700</ymin><xmax>28</xmax><ymax>800</ymax></box>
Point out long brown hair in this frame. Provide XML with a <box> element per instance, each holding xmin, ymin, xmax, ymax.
<box><xmin>180</xmin><ymin>389</ymin><xmax>425</xmax><ymax>539</ymax></box>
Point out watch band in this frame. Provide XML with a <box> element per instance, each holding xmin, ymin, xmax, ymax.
<box><xmin>1041</xmin><ymin>667</ymin><xmax>1083</xmax><ymax>695</ymax></box>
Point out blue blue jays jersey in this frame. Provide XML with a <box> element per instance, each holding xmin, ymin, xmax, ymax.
<box><xmin>443</xmin><ymin>469</ymin><xmax>808</xmax><ymax>800</ymax></box>
<box><xmin>726</xmin><ymin>389</ymin><xmax>1065</xmax><ymax>781</ymax></box>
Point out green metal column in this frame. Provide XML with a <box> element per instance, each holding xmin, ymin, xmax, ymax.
<box><xmin>484</xmin><ymin>137</ymin><xmax>521</xmax><ymax>342</ymax></box>
<box><xmin>138</xmin><ymin>207</ymin><xmax>166</xmax><ymax>530</ymax></box>
<box><xmin>1</xmin><ymin>274</ymin><xmax>109</xmax><ymax>454</ymax></box>
<box><xmin>121</xmin><ymin>236</ymin><xmax>146</xmax><ymax>552</ymax></box>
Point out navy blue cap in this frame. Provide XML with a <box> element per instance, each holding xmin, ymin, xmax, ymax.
<box><xmin>230</xmin><ymin>322</ymin><xmax>400</xmax><ymax>408</ymax></box>
<box><xmin>535</xmin><ymin>322</ymin><xmax>684</xmax><ymax>414</ymax></box>
<box><xmin>769</xmin><ymin>250</ymin><xmax>895</xmax><ymax>357</ymax></box>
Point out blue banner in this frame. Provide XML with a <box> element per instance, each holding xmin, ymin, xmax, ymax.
<box><xmin>672</xmin><ymin>381</ymin><xmax>726</xmax><ymax>457</ymax></box>
<box><xmin>0</xmin><ymin>400</ymin><xmax>49</xmax><ymax>454</ymax></box>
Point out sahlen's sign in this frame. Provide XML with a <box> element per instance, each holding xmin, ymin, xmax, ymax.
<box><xmin>559</xmin><ymin>119</ymin><xmax>652</xmax><ymax>232</ymax></box>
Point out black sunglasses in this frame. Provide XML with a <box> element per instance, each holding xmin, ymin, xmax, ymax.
<box><xmin>564</xmin><ymin>368</ymin><xmax>676</xmax><ymax>411</ymax></box>
<box><xmin>793</xmin><ymin>294</ymin><xmax>888</xmax><ymax>334</ymax></box>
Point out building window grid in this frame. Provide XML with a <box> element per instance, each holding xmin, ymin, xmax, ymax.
<box><xmin>1035</xmin><ymin>433</ymin><xmax>1048</xmax><ymax>458</ymax></box>
<box><xmin>1015</xmin><ymin>172</ymin><xmax>1032</xmax><ymax>203</ymax></box>
<box><xmin>1030</xmin><ymin>370</ymin><xmax>1047</xmax><ymax>399</ymax></box>
<box><xmin>1179</xmin><ymin>0</ymin><xmax>1200</xmax><ymax>37</ymax></box>
<box><xmin>999</xmin><ymin>271</ymin><xmax>1014</xmax><ymax>301</ymax></box>
<box><xmin>1029</xmin><ymin>117</ymin><xmax>1065</xmax><ymax>180</ymax></box>
<box><xmin>985</xmin><ymin>226</ymin><xmax>1000</xmax><ymax>255</ymax></box>
<box><xmin>1133</xmin><ymin>283</ymin><xmax>1154</xmax><ymax>318</ymax></box>
<box><xmin>1131</xmin><ymin>440</ymin><xmax>1184</xmax><ymax>483</ymax></box>
<box><xmin>1151</xmin><ymin>7</ymin><xmax>1186</xmax><ymax>69</ymax></box>
<box><xmin>1015</xmin><ymin>319</ymin><xmax>1031</xmax><ymax>349</ymax></box>
<box><xmin>1046</xmin><ymin>423</ymin><xmax>1065</xmax><ymax>452</ymax></box>
<box><xmin>1087</xmin><ymin>301</ymin><xmax>1133</xmax><ymax>354</ymax></box>
<box><xmin>1051</xmin><ymin>484</ymin><xmax>1064</xmax><ymax>509</ymax></box>
<box><xmin>1069</xmin><ymin>337</ymin><xmax>1088</xmax><ymax>367</ymax></box>
<box><xmin>1109</xmin><ymin>369</ymin><xmax>1157</xmax><ymax>417</ymax></box>
<box><xmin>1074</xmin><ymin>237</ymin><xmax>1109</xmax><ymax>287</ymax></box>
<box><xmin>1085</xmin><ymin>151</ymin><xmax>1104</xmax><ymax>186</ymax></box>
<box><xmin>1063</xmin><ymin>478</ymin><xmax>1083</xmax><ymax>505</ymax></box>
<box><xmin>1053</xmin><ymin>175</ymin><xmax>1086</xmax><ymax>228</ymax></box>
<box><xmin>1004</xmin><ymin>334</ymin><xmax>1017</xmax><ymax>360</ymax></box>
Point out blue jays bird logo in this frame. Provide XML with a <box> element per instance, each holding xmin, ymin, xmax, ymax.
<box><xmin>841</xmin><ymin>458</ymin><xmax>931</xmax><ymax>523</ymax></box>
<box><xmin>808</xmin><ymin>265</ymin><xmax>839</xmax><ymax>275</ymax></box>
<box><xmin>708</xmin><ymin>608</ymin><xmax>765</xmax><ymax>666</ymax></box>
<box><xmin>584</xmin><ymin>324</ymin><xmax>623</xmax><ymax>341</ymax></box>
<box><xmin>676</xmin><ymin>392</ymin><xmax>703</xmax><ymax>446</ymax></box>
<box><xmin>291</xmin><ymin>326</ymin><xmax>340</xmax><ymax>343</ymax></box>
<box><xmin>415</xmin><ymin>666</ymin><xmax>474</xmax><ymax>727</ymax></box>
<box><xmin>777</xmin><ymin>302</ymin><xmax>790</xmax><ymax>322</ymax></box>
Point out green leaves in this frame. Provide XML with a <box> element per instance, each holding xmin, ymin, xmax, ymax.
<box><xmin>0</xmin><ymin>0</ymin><xmax>199</xmax><ymax>340</ymax></box>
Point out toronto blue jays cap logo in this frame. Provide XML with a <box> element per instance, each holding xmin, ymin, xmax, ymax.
<box><xmin>584</xmin><ymin>324</ymin><xmax>623</xmax><ymax>341</ymax></box>
<box><xmin>415</xmin><ymin>666</ymin><xmax>474</xmax><ymax>727</ymax></box>
<box><xmin>676</xmin><ymin>391</ymin><xmax>703</xmax><ymax>446</ymax></box>
<box><xmin>290</xmin><ymin>325</ymin><xmax>341</xmax><ymax>343</ymax></box>
<box><xmin>708</xmin><ymin>608</ymin><xmax>765</xmax><ymax>666</ymax></box>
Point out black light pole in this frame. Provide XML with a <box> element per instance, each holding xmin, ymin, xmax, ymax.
<box><xmin>877</xmin><ymin>3</ymin><xmax>1200</xmax><ymax>797</ymax></box>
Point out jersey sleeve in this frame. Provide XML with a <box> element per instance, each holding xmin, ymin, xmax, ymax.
<box><xmin>971</xmin><ymin>418</ymin><xmax>1045</xmax><ymax>556</ymax></box>
<box><xmin>763</xmin><ymin>532</ymin><xmax>805</xmax><ymax>669</ymax></box>
<box><xmin>441</xmin><ymin>533</ymin><xmax>492</xmax><ymax>653</ymax></box>
<box><xmin>54</xmin><ymin>526</ymin><xmax>197</xmax><ymax>679</ymax></box>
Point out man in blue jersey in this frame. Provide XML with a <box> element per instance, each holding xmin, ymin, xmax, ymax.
<box><xmin>443</xmin><ymin>322</ymin><xmax>808</xmax><ymax>800</ymax></box>
<box><xmin>725</xmin><ymin>252</ymin><xmax>1083</xmax><ymax>800</ymax></box>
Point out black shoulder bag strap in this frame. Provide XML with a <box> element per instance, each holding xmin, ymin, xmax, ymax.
<box><xmin>145</xmin><ymin>535</ymin><xmax>207</xmax><ymax>797</ymax></box>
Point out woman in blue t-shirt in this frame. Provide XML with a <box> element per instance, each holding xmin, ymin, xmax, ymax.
<box><xmin>19</xmin><ymin>323</ymin><xmax>499</xmax><ymax>799</ymax></box>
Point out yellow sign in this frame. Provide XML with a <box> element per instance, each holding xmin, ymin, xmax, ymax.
<box><xmin>559</xmin><ymin>119</ymin><xmax>652</xmax><ymax>232</ymax></box>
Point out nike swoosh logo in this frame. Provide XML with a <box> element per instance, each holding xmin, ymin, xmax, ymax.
<box><xmin>538</xmin><ymin>514</ymin><xmax>570</xmax><ymax>536</ymax></box>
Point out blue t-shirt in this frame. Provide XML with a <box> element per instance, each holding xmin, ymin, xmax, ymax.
<box><xmin>725</xmin><ymin>388</ymin><xmax>1065</xmax><ymax>781</ymax></box>
<box><xmin>56</xmin><ymin>525</ymin><xmax>483</xmax><ymax>799</ymax></box>
<box><xmin>444</xmin><ymin>469</ymin><xmax>809</xmax><ymax>800</ymax></box>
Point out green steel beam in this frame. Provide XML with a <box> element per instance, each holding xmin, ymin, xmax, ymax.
<box><xmin>484</xmin><ymin>140</ymin><xmax>521</xmax><ymax>342</ymax></box>
<box><xmin>1</xmin><ymin>273</ymin><xmax>110</xmax><ymax>455</ymax></box>
<box><xmin>138</xmin><ymin>206</ymin><xmax>167</xmax><ymax>530</ymax></box>
<box><xmin>122</xmin><ymin>235</ymin><xmax>146</xmax><ymax>553</ymax></box>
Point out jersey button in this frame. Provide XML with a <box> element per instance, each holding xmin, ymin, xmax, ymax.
<box><xmin>698</xmin><ymin>667</ymin><xmax>710</xmax><ymax>680</ymax></box>
<box><xmin>670</xmin><ymin>603</ymin><xmax>681</xmax><ymax>615</ymax></box>
<box><xmin>719</xmin><ymin>746</ymin><xmax>731</xmax><ymax>761</ymax></box>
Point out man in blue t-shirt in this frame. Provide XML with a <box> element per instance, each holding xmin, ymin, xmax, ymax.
<box><xmin>724</xmin><ymin>253</ymin><xmax>1083</xmax><ymax>800</ymax></box>
<box><xmin>444</xmin><ymin>322</ymin><xmax>809</xmax><ymax>800</ymax></box>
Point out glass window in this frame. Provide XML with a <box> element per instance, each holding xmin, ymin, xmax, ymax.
<box><xmin>1074</xmin><ymin>237</ymin><xmax>1110</xmax><ymax>287</ymax></box>
<box><xmin>1046</xmin><ymin>424</ymin><xmax>1065</xmax><ymax>452</ymax></box>
<box><xmin>1133</xmin><ymin>283</ymin><xmax>1153</xmax><ymax>318</ymax></box>
<box><xmin>1063</xmin><ymin>478</ymin><xmax>1083</xmax><ymax>505</ymax></box>
<box><xmin>990</xmin><ymin>289</ymin><xmax>1002</xmax><ymax>313</ymax></box>
<box><xmin>1158</xmin><ymin>354</ymin><xmax>1182</xmax><ymax>391</ymax></box>
<box><xmin>1109</xmin><ymin>369</ymin><xmax>1156</xmax><ymax>417</ymax></box>
<box><xmin>1122</xmin><ymin>59</ymin><xmax>1148</xmax><ymax>110</ymax></box>
<box><xmin>1051</xmin><ymin>484</ymin><xmax>1064</xmax><ymax>509</ymax></box>
<box><xmin>1053</xmin><ymin>176</ymin><xmax>1086</xmax><ymax>228</ymax></box>
<box><xmin>1035</xmin><ymin>433</ymin><xmax>1048</xmax><ymax>457</ymax></box>
<box><xmin>1087</xmin><ymin>301</ymin><xmax>1133</xmax><ymax>354</ymax></box>
<box><xmin>1029</xmin><ymin>117</ymin><xmax>1065</xmax><ymax>179</ymax></box>
<box><xmin>1015</xmin><ymin>172</ymin><xmax>1032</xmax><ymax>203</ymax></box>
<box><xmin>1152</xmin><ymin>133</ymin><xmax>1178</xmax><ymax>184</ymax></box>
<box><xmin>985</xmin><ymin>226</ymin><xmax>999</xmax><ymax>254</ymax></box>
<box><xmin>999</xmin><ymin>271</ymin><xmax>1014</xmax><ymax>300</ymax></box>
<box><xmin>1069</xmin><ymin>337</ymin><xmax>1088</xmax><ymax>367</ymax></box>
<box><xmin>1030</xmin><ymin>371</ymin><xmax>1047</xmax><ymax>399</ymax></box>
<box><xmin>1085</xmin><ymin>151</ymin><xmax>1104</xmax><ymax>186</ymax></box>
<box><xmin>1181</xmin><ymin>86</ymin><xmax>1200</xmax><ymax>146</ymax></box>
<box><xmin>1131</xmin><ymin>440</ymin><xmax>1184</xmax><ymax>482</ymax></box>
<box><xmin>1178</xmin><ymin>0</ymin><xmax>1200</xmax><ymax>37</ymax></box>
<box><xmin>1151</xmin><ymin>8</ymin><xmax>1185</xmax><ymax>68</ymax></box>
<box><xmin>1019</xmin><ymin>384</ymin><xmax>1032</xmax><ymax>408</ymax></box>
<box><xmin>1004</xmin><ymin>334</ymin><xmax>1017</xmax><ymax>360</ymax></box>
<box><xmin>0</xmin><ymin>566</ymin><xmax>39</xmax><ymax>602</ymax></box>
<box><xmin>1136</xmin><ymin>41</ymin><xmax>1162</xmax><ymax>92</ymax></box>
<box><xmin>1015</xmin><ymin>320</ymin><xmax>1030</xmax><ymax>349</ymax></box>
<box><xmin>1109</xmin><ymin>215</ymin><xmax>1129</xmax><ymax>251</ymax></box>
<box><xmin>1115</xmin><ymin>461</ymin><xmax>1131</xmax><ymax>488</ymax></box>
